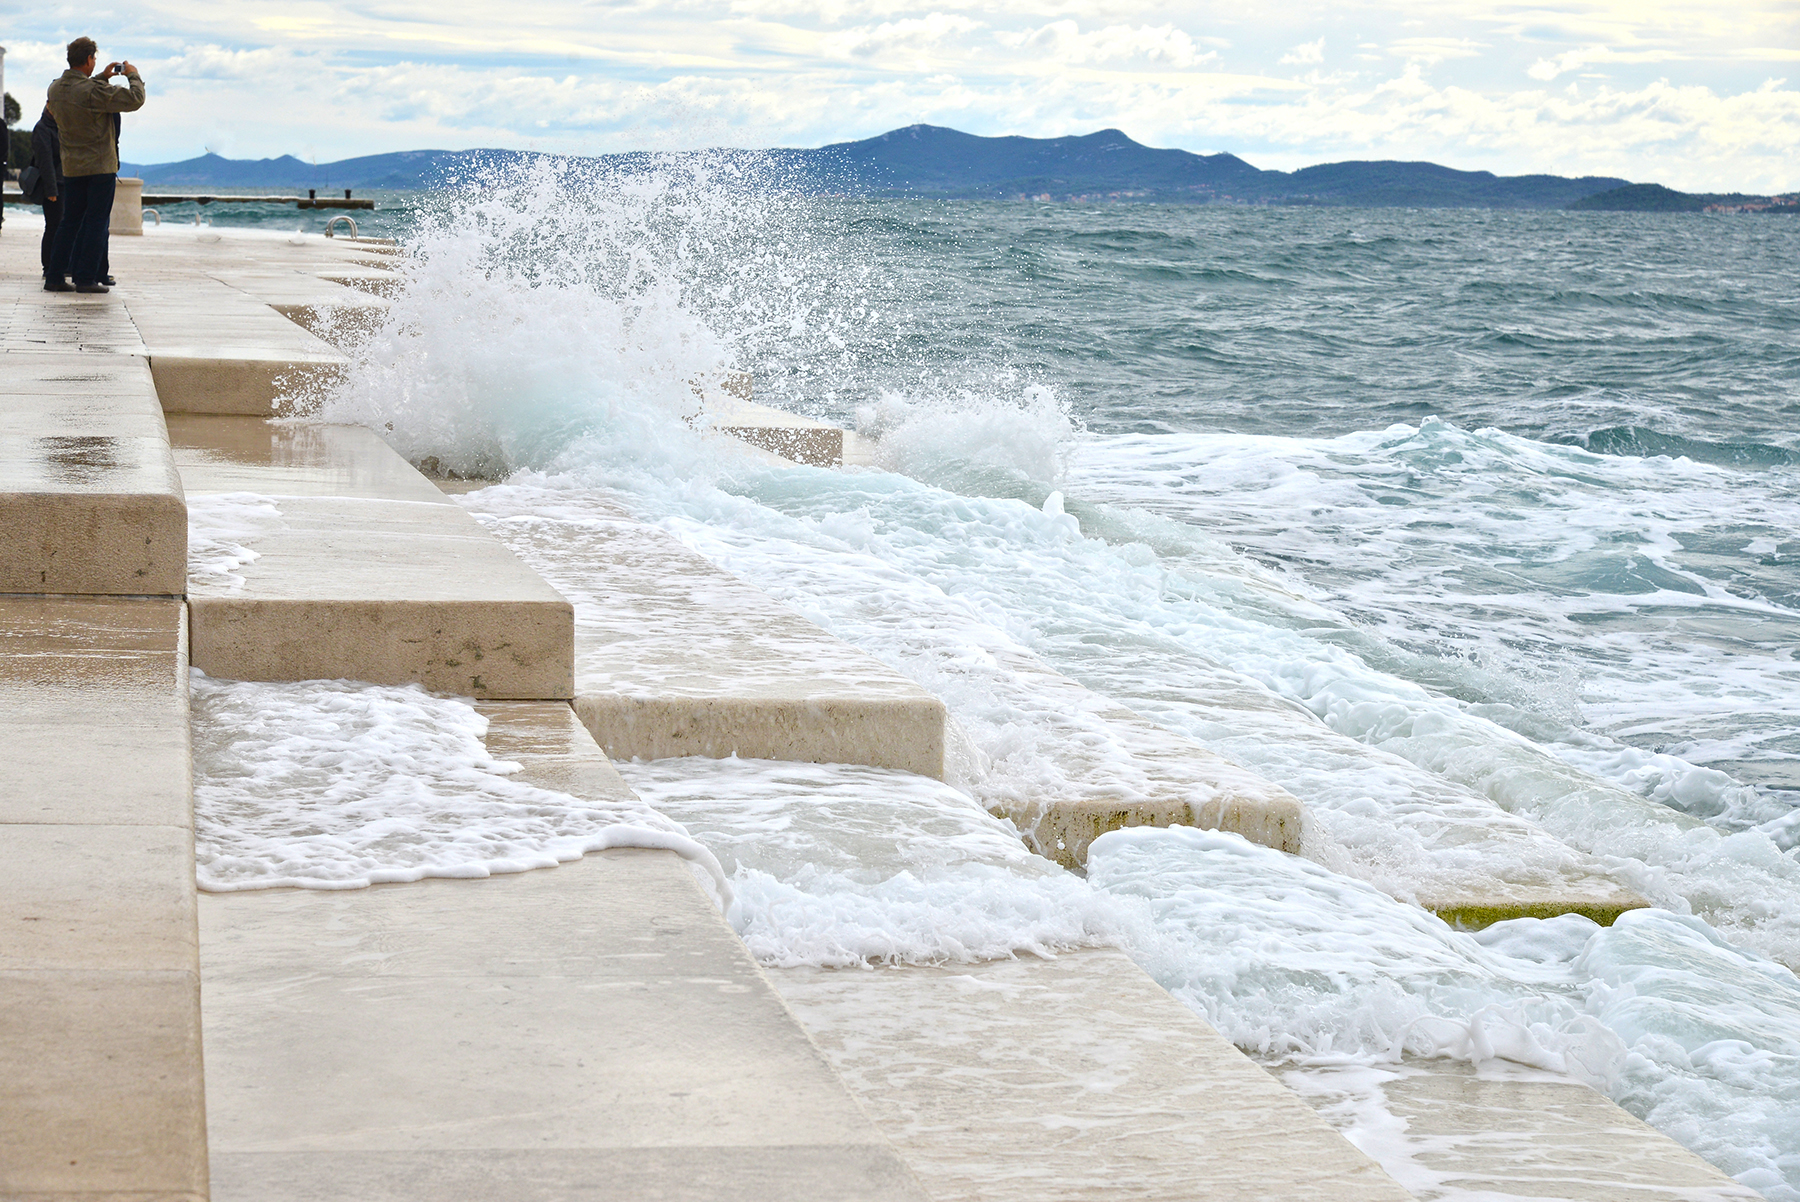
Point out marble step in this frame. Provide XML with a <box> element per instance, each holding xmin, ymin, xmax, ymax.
<box><xmin>0</xmin><ymin>596</ymin><xmax>206</xmax><ymax>1201</ymax></box>
<box><xmin>171</xmin><ymin>415</ymin><xmax>573</xmax><ymax>699</ymax></box>
<box><xmin>0</xmin><ymin>351</ymin><xmax>187</xmax><ymax>594</ymax></box>
<box><xmin>199</xmin><ymin>701</ymin><xmax>930</xmax><ymax>1202</ymax></box>
<box><xmin>771</xmin><ymin>948</ymin><xmax>1415</xmax><ymax>1202</ymax></box>
<box><xmin>467</xmin><ymin>501</ymin><xmax>949</xmax><ymax>777</ymax></box>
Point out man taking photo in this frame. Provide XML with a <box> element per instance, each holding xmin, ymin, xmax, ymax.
<box><xmin>44</xmin><ymin>37</ymin><xmax>143</xmax><ymax>294</ymax></box>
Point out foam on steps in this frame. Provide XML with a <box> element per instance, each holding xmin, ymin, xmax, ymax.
<box><xmin>198</xmin><ymin>702</ymin><xmax>931</xmax><ymax>1202</ymax></box>
<box><xmin>469</xmin><ymin>501</ymin><xmax>950</xmax><ymax>776</ymax></box>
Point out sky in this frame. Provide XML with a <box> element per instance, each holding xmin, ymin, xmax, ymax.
<box><xmin>3</xmin><ymin>0</ymin><xmax>1797</xmax><ymax>191</ymax></box>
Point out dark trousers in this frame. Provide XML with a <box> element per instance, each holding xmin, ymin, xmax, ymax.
<box><xmin>47</xmin><ymin>173</ymin><xmax>115</xmax><ymax>285</ymax></box>
<box><xmin>40</xmin><ymin>198</ymin><xmax>62</xmax><ymax>275</ymax></box>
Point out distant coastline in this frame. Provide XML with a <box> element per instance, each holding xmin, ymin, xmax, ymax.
<box><xmin>119</xmin><ymin>124</ymin><xmax>1797</xmax><ymax>213</ymax></box>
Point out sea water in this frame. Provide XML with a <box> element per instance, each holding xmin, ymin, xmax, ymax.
<box><xmin>192</xmin><ymin>157</ymin><xmax>1800</xmax><ymax>1196</ymax></box>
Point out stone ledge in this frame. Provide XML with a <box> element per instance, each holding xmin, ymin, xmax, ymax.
<box><xmin>576</xmin><ymin>694</ymin><xmax>947</xmax><ymax>779</ymax></box>
<box><xmin>168</xmin><ymin>414</ymin><xmax>449</xmax><ymax>504</ymax></box>
<box><xmin>773</xmin><ymin>949</ymin><xmax>1415</xmax><ymax>1202</ymax></box>
<box><xmin>1020</xmin><ymin>791</ymin><xmax>1304</xmax><ymax>869</ymax></box>
<box><xmin>211</xmin><ymin>1148</ymin><xmax>924</xmax><ymax>1202</ymax></box>
<box><xmin>476</xmin><ymin>508</ymin><xmax>948</xmax><ymax>776</ymax></box>
<box><xmin>982</xmin><ymin>646</ymin><xmax>1307</xmax><ymax>867</ymax></box>
<box><xmin>0</xmin><ymin>970</ymin><xmax>208</xmax><ymax>1199</ymax></box>
<box><xmin>149</xmin><ymin>353</ymin><xmax>344</xmax><ymax>416</ymax></box>
<box><xmin>1419</xmin><ymin>893</ymin><xmax>1650</xmax><ymax>928</ymax></box>
<box><xmin>0</xmin><ymin>483</ymin><xmax>187</xmax><ymax>595</ymax></box>
<box><xmin>200</xmin><ymin>846</ymin><xmax>928</xmax><ymax>1200</ymax></box>
<box><xmin>0</xmin><ymin>825</ymin><xmax>197</xmax><ymax>974</ymax></box>
<box><xmin>0</xmin><ymin>598</ymin><xmax>190</xmax><ymax>828</ymax></box>
<box><xmin>1295</xmin><ymin>1058</ymin><xmax>1766</xmax><ymax>1200</ymax></box>
<box><xmin>214</xmin><ymin>1144</ymin><xmax>928</xmax><ymax>1202</ymax></box>
<box><xmin>698</xmin><ymin>397</ymin><xmax>845</xmax><ymax>467</ymax></box>
<box><xmin>175</xmin><ymin>419</ymin><xmax>574</xmax><ymax>698</ymax></box>
<box><xmin>0</xmin><ymin>355</ymin><xmax>187</xmax><ymax>595</ymax></box>
<box><xmin>189</xmin><ymin>593</ymin><xmax>573</xmax><ymax>699</ymax></box>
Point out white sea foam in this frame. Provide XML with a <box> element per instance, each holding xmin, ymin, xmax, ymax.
<box><xmin>461</xmin><ymin>463</ymin><xmax>1800</xmax><ymax>964</ymax></box>
<box><xmin>1088</xmin><ymin>825</ymin><xmax>1800</xmax><ymax>1199</ymax></box>
<box><xmin>286</xmin><ymin>163</ymin><xmax>1800</xmax><ymax>1197</ymax></box>
<box><xmin>186</xmin><ymin>492</ymin><xmax>281</xmax><ymax>589</ymax></box>
<box><xmin>619</xmin><ymin>757</ymin><xmax>1124</xmax><ymax>967</ymax></box>
<box><xmin>190</xmin><ymin>673</ymin><xmax>726</xmax><ymax>899</ymax></box>
<box><xmin>855</xmin><ymin>383</ymin><xmax>1082</xmax><ymax>493</ymax></box>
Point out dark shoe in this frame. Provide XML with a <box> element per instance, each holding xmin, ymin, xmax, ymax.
<box><xmin>73</xmin><ymin>281</ymin><xmax>110</xmax><ymax>294</ymax></box>
<box><xmin>100</xmin><ymin>275</ymin><xmax>117</xmax><ymax>286</ymax></box>
<box><xmin>43</xmin><ymin>277</ymin><xmax>73</xmax><ymax>292</ymax></box>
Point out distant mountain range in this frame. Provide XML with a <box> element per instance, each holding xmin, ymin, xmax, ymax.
<box><xmin>120</xmin><ymin>124</ymin><xmax>1790</xmax><ymax>212</ymax></box>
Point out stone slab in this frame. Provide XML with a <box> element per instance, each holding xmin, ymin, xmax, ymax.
<box><xmin>174</xmin><ymin>417</ymin><xmax>574</xmax><ymax>698</ymax></box>
<box><xmin>211</xmin><ymin>1148</ymin><xmax>920</xmax><ymax>1202</ymax></box>
<box><xmin>0</xmin><ymin>595</ymin><xmax>206</xmax><ymax>1201</ymax></box>
<box><xmin>0</xmin><ymin>353</ymin><xmax>187</xmax><ymax>594</ymax></box>
<box><xmin>473</xmin><ymin>506</ymin><xmax>946</xmax><ymax>776</ymax></box>
<box><xmin>185</xmin><ymin>498</ymin><xmax>574</xmax><ymax>697</ymax></box>
<box><xmin>842</xmin><ymin>430</ymin><xmax>880</xmax><ymax>468</ymax></box>
<box><xmin>314</xmin><ymin>270</ymin><xmax>403</xmax><ymax>299</ymax></box>
<box><xmin>168</xmin><ymin>413</ymin><xmax>448</xmax><ymax>503</ymax></box>
<box><xmin>199</xmin><ymin>847</ymin><xmax>929</xmax><ymax>1199</ymax></box>
<box><xmin>0</xmin><ymin>596</ymin><xmax>191</xmax><ymax>828</ymax></box>
<box><xmin>1026</xmin><ymin>618</ymin><xmax>1651</xmax><ymax>921</ymax></box>
<box><xmin>1417</xmin><ymin>894</ymin><xmax>1647</xmax><ymax>927</ymax></box>
<box><xmin>270</xmin><ymin>298</ymin><xmax>389</xmax><ymax>351</ymax></box>
<box><xmin>0</xmin><ymin>824</ymin><xmax>197</xmax><ymax>973</ymax></box>
<box><xmin>0</xmin><ymin>970</ymin><xmax>209</xmax><ymax>1199</ymax></box>
<box><xmin>950</xmin><ymin>644</ymin><xmax>1305</xmax><ymax>867</ymax></box>
<box><xmin>701</xmin><ymin>397</ymin><xmax>846</xmax><ymax>467</ymax></box>
<box><xmin>771</xmin><ymin>948</ymin><xmax>1414</xmax><ymax>1202</ymax></box>
<box><xmin>1288</xmin><ymin>1059</ymin><xmax>1763</xmax><ymax>1201</ymax></box>
<box><xmin>477</xmin><ymin>699</ymin><xmax>643</xmax><ymax>803</ymax></box>
<box><xmin>150</xmin><ymin>351</ymin><xmax>345</xmax><ymax>416</ymax></box>
<box><xmin>83</xmin><ymin>242</ymin><xmax>354</xmax><ymax>415</ymax></box>
<box><xmin>0</xmin><ymin>282</ymin><xmax>147</xmax><ymax>357</ymax></box>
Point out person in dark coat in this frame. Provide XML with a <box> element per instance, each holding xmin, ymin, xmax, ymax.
<box><xmin>44</xmin><ymin>36</ymin><xmax>144</xmax><ymax>293</ymax></box>
<box><xmin>25</xmin><ymin>108</ymin><xmax>64</xmax><ymax>278</ymax></box>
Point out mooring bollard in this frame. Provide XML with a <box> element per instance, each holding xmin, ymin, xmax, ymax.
<box><xmin>109</xmin><ymin>177</ymin><xmax>145</xmax><ymax>236</ymax></box>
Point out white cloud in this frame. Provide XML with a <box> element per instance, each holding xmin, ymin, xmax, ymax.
<box><xmin>1526</xmin><ymin>44</ymin><xmax>1686</xmax><ymax>82</ymax></box>
<box><xmin>822</xmin><ymin>14</ymin><xmax>982</xmax><ymax>61</ymax></box>
<box><xmin>1001</xmin><ymin>21</ymin><xmax>1218</xmax><ymax>69</ymax></box>
<box><xmin>2</xmin><ymin>0</ymin><xmax>1795</xmax><ymax>192</ymax></box>
<box><xmin>1389</xmin><ymin>37</ymin><xmax>1483</xmax><ymax>66</ymax></box>
<box><xmin>1280</xmin><ymin>38</ymin><xmax>1324</xmax><ymax>66</ymax></box>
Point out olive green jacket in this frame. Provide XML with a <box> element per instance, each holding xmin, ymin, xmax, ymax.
<box><xmin>45</xmin><ymin>68</ymin><xmax>144</xmax><ymax>177</ymax></box>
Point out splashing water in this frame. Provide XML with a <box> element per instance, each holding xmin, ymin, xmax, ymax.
<box><xmin>188</xmin><ymin>160</ymin><xmax>1800</xmax><ymax>1197</ymax></box>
